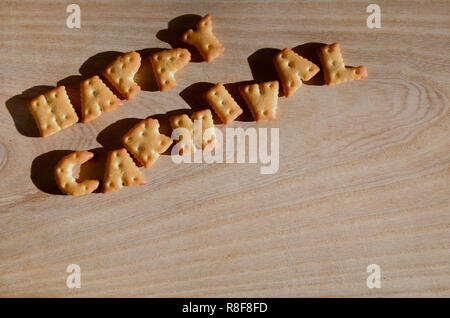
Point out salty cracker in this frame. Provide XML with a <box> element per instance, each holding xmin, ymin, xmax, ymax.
<box><xmin>239</xmin><ymin>81</ymin><xmax>279</xmax><ymax>122</ymax></box>
<box><xmin>150</xmin><ymin>48</ymin><xmax>191</xmax><ymax>92</ymax></box>
<box><xmin>204</xmin><ymin>83</ymin><xmax>243</xmax><ymax>124</ymax></box>
<box><xmin>170</xmin><ymin>114</ymin><xmax>194</xmax><ymax>155</ymax></box>
<box><xmin>121</xmin><ymin>118</ymin><xmax>173</xmax><ymax>168</ymax></box>
<box><xmin>28</xmin><ymin>86</ymin><xmax>78</xmax><ymax>137</ymax></box>
<box><xmin>182</xmin><ymin>14</ymin><xmax>225</xmax><ymax>62</ymax></box>
<box><xmin>55</xmin><ymin>151</ymin><xmax>99</xmax><ymax>196</ymax></box>
<box><xmin>80</xmin><ymin>75</ymin><xmax>123</xmax><ymax>123</ymax></box>
<box><xmin>103</xmin><ymin>148</ymin><xmax>147</xmax><ymax>193</ymax></box>
<box><xmin>273</xmin><ymin>48</ymin><xmax>320</xmax><ymax>97</ymax></box>
<box><xmin>103</xmin><ymin>51</ymin><xmax>141</xmax><ymax>100</ymax></box>
<box><xmin>191</xmin><ymin>109</ymin><xmax>216</xmax><ymax>150</ymax></box>
<box><xmin>317</xmin><ymin>42</ymin><xmax>368</xmax><ymax>86</ymax></box>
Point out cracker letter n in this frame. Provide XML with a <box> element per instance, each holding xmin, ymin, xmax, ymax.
<box><xmin>204</xmin><ymin>83</ymin><xmax>243</xmax><ymax>124</ymax></box>
<box><xmin>55</xmin><ymin>151</ymin><xmax>99</xmax><ymax>196</ymax></box>
<box><xmin>28</xmin><ymin>86</ymin><xmax>79</xmax><ymax>137</ymax></box>
<box><xmin>191</xmin><ymin>109</ymin><xmax>216</xmax><ymax>150</ymax></box>
<box><xmin>169</xmin><ymin>114</ymin><xmax>194</xmax><ymax>155</ymax></box>
<box><xmin>239</xmin><ymin>81</ymin><xmax>279</xmax><ymax>122</ymax></box>
<box><xmin>150</xmin><ymin>48</ymin><xmax>191</xmax><ymax>92</ymax></box>
<box><xmin>317</xmin><ymin>43</ymin><xmax>368</xmax><ymax>86</ymax></box>
<box><xmin>122</xmin><ymin>118</ymin><xmax>173</xmax><ymax>168</ymax></box>
<box><xmin>182</xmin><ymin>14</ymin><xmax>225</xmax><ymax>62</ymax></box>
<box><xmin>103</xmin><ymin>51</ymin><xmax>141</xmax><ymax>100</ymax></box>
<box><xmin>273</xmin><ymin>48</ymin><xmax>320</xmax><ymax>97</ymax></box>
<box><xmin>80</xmin><ymin>75</ymin><xmax>123</xmax><ymax>123</ymax></box>
<box><xmin>103</xmin><ymin>148</ymin><xmax>147</xmax><ymax>193</ymax></box>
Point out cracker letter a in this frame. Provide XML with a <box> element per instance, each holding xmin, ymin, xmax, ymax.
<box><xmin>273</xmin><ymin>48</ymin><xmax>320</xmax><ymax>97</ymax></box>
<box><xmin>103</xmin><ymin>51</ymin><xmax>141</xmax><ymax>100</ymax></box>
<box><xmin>103</xmin><ymin>148</ymin><xmax>146</xmax><ymax>193</ymax></box>
<box><xmin>80</xmin><ymin>75</ymin><xmax>123</xmax><ymax>123</ymax></box>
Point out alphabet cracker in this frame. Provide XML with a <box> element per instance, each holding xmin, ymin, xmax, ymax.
<box><xmin>103</xmin><ymin>51</ymin><xmax>141</xmax><ymax>100</ymax></box>
<box><xmin>150</xmin><ymin>48</ymin><xmax>191</xmax><ymax>92</ymax></box>
<box><xmin>54</xmin><ymin>151</ymin><xmax>99</xmax><ymax>196</ymax></box>
<box><xmin>191</xmin><ymin>109</ymin><xmax>216</xmax><ymax>150</ymax></box>
<box><xmin>273</xmin><ymin>48</ymin><xmax>320</xmax><ymax>97</ymax></box>
<box><xmin>102</xmin><ymin>148</ymin><xmax>147</xmax><ymax>193</ymax></box>
<box><xmin>239</xmin><ymin>81</ymin><xmax>279</xmax><ymax>122</ymax></box>
<box><xmin>121</xmin><ymin>118</ymin><xmax>173</xmax><ymax>168</ymax></box>
<box><xmin>28</xmin><ymin>86</ymin><xmax>79</xmax><ymax>137</ymax></box>
<box><xmin>80</xmin><ymin>75</ymin><xmax>123</xmax><ymax>123</ymax></box>
<box><xmin>182</xmin><ymin>14</ymin><xmax>225</xmax><ymax>62</ymax></box>
<box><xmin>169</xmin><ymin>114</ymin><xmax>194</xmax><ymax>155</ymax></box>
<box><xmin>317</xmin><ymin>43</ymin><xmax>368</xmax><ymax>86</ymax></box>
<box><xmin>204</xmin><ymin>83</ymin><xmax>243</xmax><ymax>124</ymax></box>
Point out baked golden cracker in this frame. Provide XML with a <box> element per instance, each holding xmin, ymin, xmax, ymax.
<box><xmin>273</xmin><ymin>48</ymin><xmax>320</xmax><ymax>97</ymax></box>
<box><xmin>102</xmin><ymin>148</ymin><xmax>146</xmax><ymax>193</ymax></box>
<box><xmin>103</xmin><ymin>51</ymin><xmax>141</xmax><ymax>100</ymax></box>
<box><xmin>150</xmin><ymin>48</ymin><xmax>191</xmax><ymax>92</ymax></box>
<box><xmin>204</xmin><ymin>82</ymin><xmax>243</xmax><ymax>124</ymax></box>
<box><xmin>191</xmin><ymin>109</ymin><xmax>216</xmax><ymax>150</ymax></box>
<box><xmin>239</xmin><ymin>81</ymin><xmax>279</xmax><ymax>122</ymax></box>
<box><xmin>182</xmin><ymin>14</ymin><xmax>225</xmax><ymax>62</ymax></box>
<box><xmin>317</xmin><ymin>43</ymin><xmax>368</xmax><ymax>86</ymax></box>
<box><xmin>121</xmin><ymin>118</ymin><xmax>173</xmax><ymax>168</ymax></box>
<box><xmin>28</xmin><ymin>86</ymin><xmax>78</xmax><ymax>137</ymax></box>
<box><xmin>80</xmin><ymin>75</ymin><xmax>123</xmax><ymax>123</ymax></box>
<box><xmin>55</xmin><ymin>151</ymin><xmax>99</xmax><ymax>196</ymax></box>
<box><xmin>169</xmin><ymin>114</ymin><xmax>194</xmax><ymax>155</ymax></box>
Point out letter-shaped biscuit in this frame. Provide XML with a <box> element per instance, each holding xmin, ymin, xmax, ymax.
<box><xmin>239</xmin><ymin>81</ymin><xmax>279</xmax><ymax>122</ymax></box>
<box><xmin>103</xmin><ymin>51</ymin><xmax>141</xmax><ymax>100</ymax></box>
<box><xmin>55</xmin><ymin>151</ymin><xmax>99</xmax><ymax>196</ymax></box>
<box><xmin>169</xmin><ymin>114</ymin><xmax>194</xmax><ymax>155</ymax></box>
<box><xmin>80</xmin><ymin>75</ymin><xmax>123</xmax><ymax>123</ymax></box>
<box><xmin>121</xmin><ymin>118</ymin><xmax>173</xmax><ymax>168</ymax></box>
<box><xmin>102</xmin><ymin>148</ymin><xmax>147</xmax><ymax>193</ymax></box>
<box><xmin>150</xmin><ymin>48</ymin><xmax>191</xmax><ymax>92</ymax></box>
<box><xmin>317</xmin><ymin>43</ymin><xmax>368</xmax><ymax>86</ymax></box>
<box><xmin>28</xmin><ymin>86</ymin><xmax>79</xmax><ymax>137</ymax></box>
<box><xmin>204</xmin><ymin>83</ymin><xmax>243</xmax><ymax>124</ymax></box>
<box><xmin>191</xmin><ymin>109</ymin><xmax>216</xmax><ymax>150</ymax></box>
<box><xmin>273</xmin><ymin>48</ymin><xmax>320</xmax><ymax>97</ymax></box>
<box><xmin>182</xmin><ymin>14</ymin><xmax>225</xmax><ymax>62</ymax></box>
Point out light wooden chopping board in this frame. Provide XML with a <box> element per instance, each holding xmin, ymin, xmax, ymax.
<box><xmin>0</xmin><ymin>0</ymin><xmax>449</xmax><ymax>297</ymax></box>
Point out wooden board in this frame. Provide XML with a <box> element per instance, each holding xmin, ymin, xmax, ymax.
<box><xmin>0</xmin><ymin>0</ymin><xmax>449</xmax><ymax>297</ymax></box>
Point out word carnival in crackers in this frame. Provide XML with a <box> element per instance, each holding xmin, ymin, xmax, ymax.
<box><xmin>24</xmin><ymin>13</ymin><xmax>367</xmax><ymax>195</ymax></box>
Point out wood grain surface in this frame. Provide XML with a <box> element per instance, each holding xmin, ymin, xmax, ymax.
<box><xmin>0</xmin><ymin>0</ymin><xmax>449</xmax><ymax>297</ymax></box>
